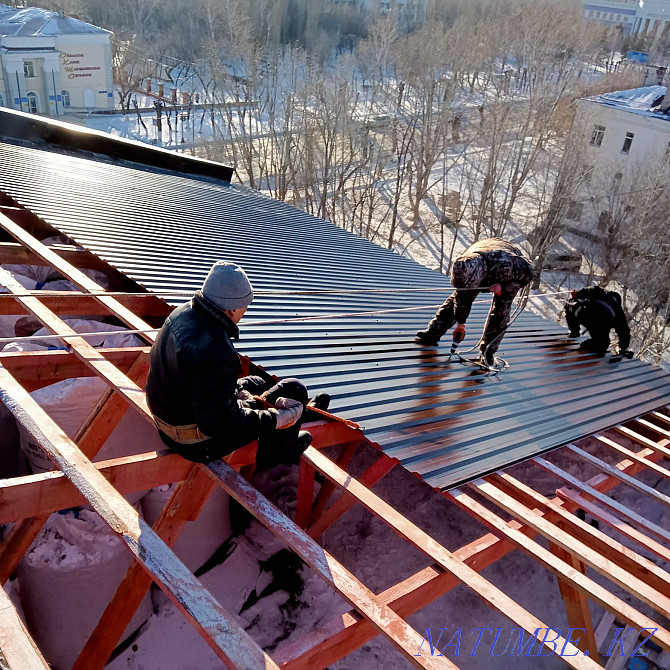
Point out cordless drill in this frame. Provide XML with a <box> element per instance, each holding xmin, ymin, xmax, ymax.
<box><xmin>450</xmin><ymin>323</ymin><xmax>466</xmax><ymax>354</ymax></box>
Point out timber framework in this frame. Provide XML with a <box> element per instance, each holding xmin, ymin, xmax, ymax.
<box><xmin>0</xmin><ymin>214</ymin><xmax>668</xmax><ymax>668</ymax></box>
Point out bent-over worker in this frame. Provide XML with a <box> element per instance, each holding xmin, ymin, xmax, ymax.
<box><xmin>416</xmin><ymin>238</ymin><xmax>533</xmax><ymax>366</ymax></box>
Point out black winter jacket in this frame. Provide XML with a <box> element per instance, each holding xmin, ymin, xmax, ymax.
<box><xmin>146</xmin><ymin>292</ymin><xmax>277</xmax><ymax>457</ymax></box>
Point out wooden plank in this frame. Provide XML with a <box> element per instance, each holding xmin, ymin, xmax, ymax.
<box><xmin>0</xmin><ymin>452</ymin><xmax>190</xmax><ymax>523</ymax></box>
<box><xmin>0</xmin><ymin>268</ymin><xmax>152</xmax><ymax>422</ymax></box>
<box><xmin>0</xmin><ymin>348</ymin><xmax>150</xmax><ymax>392</ymax></box>
<box><xmin>306</xmin><ymin>452</ymin><xmax>398</xmax><ymax>538</ymax></box>
<box><xmin>470</xmin><ymin>478</ymin><xmax>670</xmax><ymax>619</ymax></box>
<box><xmin>534</xmin><ymin>456</ymin><xmax>670</xmax><ymax>544</ymax></box>
<box><xmin>300</xmin><ymin>447</ymin><xmax>598</xmax><ymax>668</ymax></box>
<box><xmin>488</xmin><ymin>472</ymin><xmax>670</xmax><ymax>598</ymax></box>
<box><xmin>565</xmin><ymin>444</ymin><xmax>670</xmax><ymax>509</ymax></box>
<box><xmin>0</xmin><ymin>517</ymin><xmax>48</xmax><ymax>584</ymax></box>
<box><xmin>0</xmin><ymin>213</ymin><xmax>157</xmax><ymax>340</ymax></box>
<box><xmin>0</xmin><ymin>583</ymin><xmax>50</xmax><ymax>669</ymax></box>
<box><xmin>0</xmin><ymin>366</ymin><xmax>277</xmax><ymax>670</ymax></box>
<box><xmin>310</xmin><ymin>441</ymin><xmax>360</xmax><ymax>522</ymax></box>
<box><xmin>73</xmin><ymin>466</ymin><xmax>216</xmax><ymax>670</ymax></box>
<box><xmin>206</xmin><ymin>459</ymin><xmax>457</xmax><ymax>670</ymax></box>
<box><xmin>448</xmin><ymin>487</ymin><xmax>670</xmax><ymax>652</ymax></box>
<box><xmin>556</xmin><ymin>489</ymin><xmax>670</xmax><ymax>563</ymax></box>
<box><xmin>593</xmin><ymin>434</ymin><xmax>670</xmax><ymax>481</ymax></box>
<box><xmin>613</xmin><ymin>425</ymin><xmax>670</xmax><ymax>459</ymax></box>
<box><xmin>0</xmin><ymin>293</ymin><xmax>170</xmax><ymax>318</ymax></box>
<box><xmin>296</xmin><ymin>459</ymin><xmax>315</xmax><ymax>529</ymax></box>
<box><xmin>635</xmin><ymin>417</ymin><xmax>670</xmax><ymax>439</ymax></box>
<box><xmin>283</xmin><ymin>449</ymin><xmax>666</xmax><ymax>670</ymax></box>
<box><xmin>0</xmin><ymin>241</ymin><xmax>110</xmax><ymax>271</ymax></box>
<box><xmin>548</xmin><ymin>542</ymin><xmax>598</xmax><ymax>656</ymax></box>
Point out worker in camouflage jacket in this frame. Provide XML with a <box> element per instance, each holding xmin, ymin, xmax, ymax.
<box><xmin>416</xmin><ymin>238</ymin><xmax>533</xmax><ymax>365</ymax></box>
<box><xmin>565</xmin><ymin>286</ymin><xmax>632</xmax><ymax>358</ymax></box>
<box><xmin>146</xmin><ymin>261</ymin><xmax>324</xmax><ymax>466</ymax></box>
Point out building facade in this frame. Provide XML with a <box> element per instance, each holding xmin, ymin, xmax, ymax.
<box><xmin>582</xmin><ymin>0</ymin><xmax>670</xmax><ymax>38</ymax></box>
<box><xmin>0</xmin><ymin>5</ymin><xmax>113</xmax><ymax>116</ymax></box>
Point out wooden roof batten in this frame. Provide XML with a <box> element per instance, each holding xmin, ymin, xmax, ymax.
<box><xmin>0</xmin><ymin>215</ymin><xmax>666</xmax><ymax>669</ymax></box>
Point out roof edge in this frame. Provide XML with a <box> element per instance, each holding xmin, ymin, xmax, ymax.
<box><xmin>0</xmin><ymin>106</ymin><xmax>233</xmax><ymax>183</ymax></box>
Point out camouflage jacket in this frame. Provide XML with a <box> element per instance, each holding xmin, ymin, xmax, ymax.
<box><xmin>450</xmin><ymin>238</ymin><xmax>533</xmax><ymax>323</ymax></box>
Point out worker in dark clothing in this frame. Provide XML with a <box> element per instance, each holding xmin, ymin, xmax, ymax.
<box><xmin>146</xmin><ymin>261</ymin><xmax>319</xmax><ymax>466</ymax></box>
<box><xmin>416</xmin><ymin>238</ymin><xmax>533</xmax><ymax>366</ymax></box>
<box><xmin>565</xmin><ymin>286</ymin><xmax>632</xmax><ymax>357</ymax></box>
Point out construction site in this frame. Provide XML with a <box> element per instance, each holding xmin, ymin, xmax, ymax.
<box><xmin>0</xmin><ymin>106</ymin><xmax>668</xmax><ymax>669</ymax></box>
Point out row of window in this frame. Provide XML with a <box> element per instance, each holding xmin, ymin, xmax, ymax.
<box><xmin>0</xmin><ymin>90</ymin><xmax>71</xmax><ymax>113</ymax></box>
<box><xmin>586</xmin><ymin>10</ymin><xmax>631</xmax><ymax>22</ymax></box>
<box><xmin>589</xmin><ymin>124</ymin><xmax>635</xmax><ymax>154</ymax></box>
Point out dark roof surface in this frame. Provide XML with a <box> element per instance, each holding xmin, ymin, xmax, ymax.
<box><xmin>1</xmin><ymin>139</ymin><xmax>669</xmax><ymax>489</ymax></box>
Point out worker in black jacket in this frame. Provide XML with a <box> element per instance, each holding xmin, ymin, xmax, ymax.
<box><xmin>146</xmin><ymin>261</ymin><xmax>313</xmax><ymax>466</ymax></box>
<box><xmin>416</xmin><ymin>238</ymin><xmax>533</xmax><ymax>365</ymax></box>
<box><xmin>565</xmin><ymin>286</ymin><xmax>632</xmax><ymax>357</ymax></box>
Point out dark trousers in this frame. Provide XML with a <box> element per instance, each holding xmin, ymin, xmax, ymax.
<box><xmin>171</xmin><ymin>376</ymin><xmax>308</xmax><ymax>466</ymax></box>
<box><xmin>566</xmin><ymin>300</ymin><xmax>617</xmax><ymax>355</ymax></box>
<box><xmin>237</xmin><ymin>376</ymin><xmax>309</xmax><ymax>468</ymax></box>
<box><xmin>428</xmin><ymin>286</ymin><xmax>519</xmax><ymax>356</ymax></box>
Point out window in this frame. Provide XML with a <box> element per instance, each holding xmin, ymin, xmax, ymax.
<box><xmin>582</xmin><ymin>164</ymin><xmax>594</xmax><ymax>184</ymax></box>
<box><xmin>665</xmin><ymin>141</ymin><xmax>670</xmax><ymax>160</ymax></box>
<box><xmin>26</xmin><ymin>91</ymin><xmax>38</xmax><ymax>114</ymax></box>
<box><xmin>614</xmin><ymin>171</ymin><xmax>623</xmax><ymax>182</ymax></box>
<box><xmin>590</xmin><ymin>125</ymin><xmax>605</xmax><ymax>147</ymax></box>
<box><xmin>61</xmin><ymin>90</ymin><xmax>71</xmax><ymax>107</ymax></box>
<box><xmin>23</xmin><ymin>61</ymin><xmax>35</xmax><ymax>78</ymax></box>
<box><xmin>621</xmin><ymin>131</ymin><xmax>634</xmax><ymax>154</ymax></box>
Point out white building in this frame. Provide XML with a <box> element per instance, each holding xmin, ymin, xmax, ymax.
<box><xmin>577</xmin><ymin>85</ymin><xmax>670</xmax><ymax>171</ymax></box>
<box><xmin>0</xmin><ymin>4</ymin><xmax>113</xmax><ymax>116</ymax></box>
<box><xmin>582</xmin><ymin>0</ymin><xmax>670</xmax><ymax>38</ymax></box>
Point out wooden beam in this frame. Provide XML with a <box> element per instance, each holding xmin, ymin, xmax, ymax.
<box><xmin>548</xmin><ymin>542</ymin><xmax>598</xmax><ymax>656</ymax></box>
<box><xmin>0</xmin><ymin>583</ymin><xmax>50</xmax><ymax>669</ymax></box>
<box><xmin>0</xmin><ymin>268</ymin><xmax>152</xmax><ymax>422</ymax></box>
<box><xmin>488</xmin><ymin>472</ymin><xmax>670</xmax><ymax>598</ymax></box>
<box><xmin>73</xmin><ymin>466</ymin><xmax>216</xmax><ymax>670</ymax></box>
<box><xmin>300</xmin><ymin>447</ymin><xmax>598</xmax><ymax>668</ymax></box>
<box><xmin>310</xmin><ymin>441</ymin><xmax>360</xmax><ymax>522</ymax></box>
<box><xmin>594</xmin><ymin>434</ymin><xmax>670</xmax><ymax>481</ymax></box>
<box><xmin>306</xmin><ymin>451</ymin><xmax>398</xmax><ymax>538</ymax></box>
<box><xmin>207</xmin><ymin>457</ymin><xmax>456</xmax><ymax>670</ymax></box>
<box><xmin>565</xmin><ymin>444</ymin><xmax>670</xmax><ymax>509</ymax></box>
<box><xmin>556</xmin><ymin>489</ymin><xmax>670</xmax><ymax>563</ymax></box>
<box><xmin>448</xmin><ymin>487</ymin><xmax>670</xmax><ymax>652</ymax></box>
<box><xmin>0</xmin><ymin>452</ymin><xmax>190</xmax><ymax>523</ymax></box>
<box><xmin>0</xmin><ymin>241</ymin><xmax>110</xmax><ymax>271</ymax></box>
<box><xmin>469</xmin><ymin>478</ymin><xmax>670</xmax><ymax>620</ymax></box>
<box><xmin>0</xmin><ymin>293</ymin><xmax>171</xmax><ymax>318</ymax></box>
<box><xmin>282</xmin><ymin>448</ymin><xmax>665</xmax><ymax>670</ymax></box>
<box><xmin>0</xmin><ymin>365</ymin><xmax>279</xmax><ymax>670</ymax></box>
<box><xmin>296</xmin><ymin>459</ymin><xmax>315</xmax><ymax>529</ymax></box>
<box><xmin>0</xmin><ymin>214</ymin><xmax>157</xmax><ymax>341</ymax></box>
<box><xmin>634</xmin><ymin>417</ymin><xmax>670</xmax><ymax>439</ymax></box>
<box><xmin>612</xmin><ymin>425</ymin><xmax>670</xmax><ymax>459</ymax></box>
<box><xmin>0</xmin><ymin>348</ymin><xmax>150</xmax><ymax>391</ymax></box>
<box><xmin>534</xmin><ymin>456</ymin><xmax>670</xmax><ymax>545</ymax></box>
<box><xmin>0</xmin><ymin>517</ymin><xmax>48</xmax><ymax>584</ymax></box>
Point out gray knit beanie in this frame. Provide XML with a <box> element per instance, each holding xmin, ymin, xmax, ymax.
<box><xmin>201</xmin><ymin>261</ymin><xmax>254</xmax><ymax>310</ymax></box>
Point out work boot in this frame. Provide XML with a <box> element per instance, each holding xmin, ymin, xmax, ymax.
<box><xmin>416</xmin><ymin>329</ymin><xmax>440</xmax><ymax>346</ymax></box>
<box><xmin>478</xmin><ymin>348</ymin><xmax>495</xmax><ymax>367</ymax></box>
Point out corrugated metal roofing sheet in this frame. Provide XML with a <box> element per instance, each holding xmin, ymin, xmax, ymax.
<box><xmin>1</xmin><ymin>140</ymin><xmax>669</xmax><ymax>489</ymax></box>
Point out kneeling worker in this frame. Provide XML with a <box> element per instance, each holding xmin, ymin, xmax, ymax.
<box><xmin>416</xmin><ymin>238</ymin><xmax>533</xmax><ymax>365</ymax></box>
<box><xmin>565</xmin><ymin>286</ymin><xmax>632</xmax><ymax>358</ymax></box>
<box><xmin>146</xmin><ymin>261</ymin><xmax>314</xmax><ymax>466</ymax></box>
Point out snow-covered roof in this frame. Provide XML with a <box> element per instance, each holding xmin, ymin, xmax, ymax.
<box><xmin>587</xmin><ymin>84</ymin><xmax>670</xmax><ymax>120</ymax></box>
<box><xmin>0</xmin><ymin>5</ymin><xmax>109</xmax><ymax>37</ymax></box>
